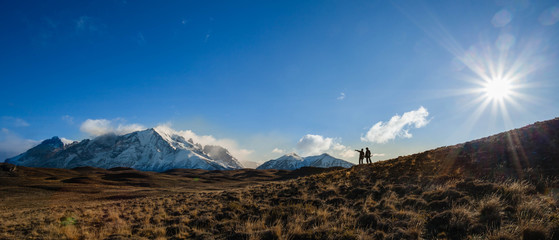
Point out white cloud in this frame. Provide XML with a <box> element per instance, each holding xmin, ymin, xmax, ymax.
<box><xmin>155</xmin><ymin>124</ymin><xmax>254</xmax><ymax>162</ymax></box>
<box><xmin>75</xmin><ymin>16</ymin><xmax>104</xmax><ymax>34</ymax></box>
<box><xmin>80</xmin><ymin>119</ymin><xmax>111</xmax><ymax>136</ymax></box>
<box><xmin>361</xmin><ymin>106</ymin><xmax>430</xmax><ymax>143</ymax></box>
<box><xmin>61</xmin><ymin>115</ymin><xmax>74</xmax><ymax>124</ymax></box>
<box><xmin>337</xmin><ymin>92</ymin><xmax>346</xmax><ymax>100</ymax></box>
<box><xmin>14</xmin><ymin>118</ymin><xmax>29</xmax><ymax>127</ymax></box>
<box><xmin>297</xmin><ymin>134</ymin><xmax>333</xmax><ymax>156</ymax></box>
<box><xmin>272</xmin><ymin>148</ymin><xmax>285</xmax><ymax>154</ymax></box>
<box><xmin>338</xmin><ymin>148</ymin><xmax>357</xmax><ymax>158</ymax></box>
<box><xmin>240</xmin><ymin>161</ymin><xmax>260</xmax><ymax>169</ymax></box>
<box><xmin>296</xmin><ymin>134</ymin><xmax>356</xmax><ymax>159</ymax></box>
<box><xmin>80</xmin><ymin>119</ymin><xmax>145</xmax><ymax>136</ymax></box>
<box><xmin>75</xmin><ymin>16</ymin><xmax>107</xmax><ymax>36</ymax></box>
<box><xmin>0</xmin><ymin>128</ymin><xmax>39</xmax><ymax>161</ymax></box>
<box><xmin>76</xmin><ymin>16</ymin><xmax>88</xmax><ymax>30</ymax></box>
<box><xmin>2</xmin><ymin>116</ymin><xmax>30</xmax><ymax>127</ymax></box>
<box><xmin>136</xmin><ymin>32</ymin><xmax>146</xmax><ymax>46</ymax></box>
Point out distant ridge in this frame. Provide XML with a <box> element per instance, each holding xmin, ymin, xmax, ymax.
<box><xmin>5</xmin><ymin>127</ymin><xmax>243</xmax><ymax>171</ymax></box>
<box><xmin>257</xmin><ymin>153</ymin><xmax>354</xmax><ymax>170</ymax></box>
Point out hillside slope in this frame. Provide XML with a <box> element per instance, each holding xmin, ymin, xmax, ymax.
<box><xmin>370</xmin><ymin>117</ymin><xmax>559</xmax><ymax>180</ymax></box>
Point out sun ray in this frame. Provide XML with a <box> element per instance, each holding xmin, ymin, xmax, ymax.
<box><xmin>460</xmin><ymin>96</ymin><xmax>493</xmax><ymax>135</ymax></box>
<box><xmin>395</xmin><ymin>2</ymin><xmax>546</xmax><ymax>133</ymax></box>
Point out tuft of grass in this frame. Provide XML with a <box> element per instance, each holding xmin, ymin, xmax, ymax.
<box><xmin>521</xmin><ymin>223</ymin><xmax>548</xmax><ymax>240</ymax></box>
<box><xmin>479</xmin><ymin>195</ymin><xmax>503</xmax><ymax>228</ymax></box>
<box><xmin>355</xmin><ymin>213</ymin><xmax>379</xmax><ymax>229</ymax></box>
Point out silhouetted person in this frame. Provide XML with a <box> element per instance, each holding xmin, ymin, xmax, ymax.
<box><xmin>365</xmin><ymin>147</ymin><xmax>372</xmax><ymax>164</ymax></box>
<box><xmin>355</xmin><ymin>148</ymin><xmax>364</xmax><ymax>164</ymax></box>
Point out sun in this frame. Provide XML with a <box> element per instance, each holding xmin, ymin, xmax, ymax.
<box><xmin>483</xmin><ymin>78</ymin><xmax>512</xmax><ymax>100</ymax></box>
<box><xmin>452</xmin><ymin>43</ymin><xmax>538</xmax><ymax>131</ymax></box>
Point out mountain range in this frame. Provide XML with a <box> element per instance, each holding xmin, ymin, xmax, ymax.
<box><xmin>4</xmin><ymin>127</ymin><xmax>354</xmax><ymax>171</ymax></box>
<box><xmin>5</xmin><ymin>127</ymin><xmax>243</xmax><ymax>171</ymax></box>
<box><xmin>257</xmin><ymin>153</ymin><xmax>354</xmax><ymax>170</ymax></box>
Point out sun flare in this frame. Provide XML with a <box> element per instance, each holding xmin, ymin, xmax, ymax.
<box><xmin>452</xmin><ymin>38</ymin><xmax>541</xmax><ymax>131</ymax></box>
<box><xmin>483</xmin><ymin>78</ymin><xmax>512</xmax><ymax>100</ymax></box>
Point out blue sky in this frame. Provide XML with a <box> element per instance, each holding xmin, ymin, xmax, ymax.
<box><xmin>1</xmin><ymin>0</ymin><xmax>558</xmax><ymax>164</ymax></box>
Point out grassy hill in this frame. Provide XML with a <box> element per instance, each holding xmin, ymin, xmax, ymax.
<box><xmin>1</xmin><ymin>118</ymin><xmax>558</xmax><ymax>239</ymax></box>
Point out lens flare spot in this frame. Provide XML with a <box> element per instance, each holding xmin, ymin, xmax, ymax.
<box><xmin>496</xmin><ymin>33</ymin><xmax>516</xmax><ymax>51</ymax></box>
<box><xmin>539</xmin><ymin>6</ymin><xmax>559</xmax><ymax>26</ymax></box>
<box><xmin>492</xmin><ymin>9</ymin><xmax>513</xmax><ymax>27</ymax></box>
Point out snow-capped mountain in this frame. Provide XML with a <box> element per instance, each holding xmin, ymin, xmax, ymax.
<box><xmin>303</xmin><ymin>154</ymin><xmax>355</xmax><ymax>168</ymax></box>
<box><xmin>256</xmin><ymin>153</ymin><xmax>354</xmax><ymax>170</ymax></box>
<box><xmin>257</xmin><ymin>153</ymin><xmax>305</xmax><ymax>170</ymax></box>
<box><xmin>5</xmin><ymin>127</ymin><xmax>243</xmax><ymax>171</ymax></box>
<box><xmin>203</xmin><ymin>145</ymin><xmax>243</xmax><ymax>169</ymax></box>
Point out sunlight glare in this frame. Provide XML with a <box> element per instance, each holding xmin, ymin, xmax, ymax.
<box><xmin>484</xmin><ymin>78</ymin><xmax>512</xmax><ymax>100</ymax></box>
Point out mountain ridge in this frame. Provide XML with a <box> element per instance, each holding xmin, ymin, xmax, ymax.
<box><xmin>5</xmin><ymin>128</ymin><xmax>244</xmax><ymax>171</ymax></box>
<box><xmin>257</xmin><ymin>152</ymin><xmax>354</xmax><ymax>170</ymax></box>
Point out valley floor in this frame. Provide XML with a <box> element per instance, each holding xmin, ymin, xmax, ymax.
<box><xmin>1</xmin><ymin>162</ymin><xmax>558</xmax><ymax>240</ymax></box>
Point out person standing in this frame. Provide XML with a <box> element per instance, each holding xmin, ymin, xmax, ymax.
<box><xmin>355</xmin><ymin>149</ymin><xmax>364</xmax><ymax>164</ymax></box>
<box><xmin>365</xmin><ymin>147</ymin><xmax>372</xmax><ymax>164</ymax></box>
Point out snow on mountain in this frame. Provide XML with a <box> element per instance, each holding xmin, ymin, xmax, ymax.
<box><xmin>303</xmin><ymin>153</ymin><xmax>354</xmax><ymax>168</ymax></box>
<box><xmin>256</xmin><ymin>153</ymin><xmax>305</xmax><ymax>170</ymax></box>
<box><xmin>4</xmin><ymin>136</ymin><xmax>66</xmax><ymax>165</ymax></box>
<box><xmin>5</xmin><ymin>128</ymin><xmax>243</xmax><ymax>171</ymax></box>
<box><xmin>240</xmin><ymin>161</ymin><xmax>260</xmax><ymax>169</ymax></box>
<box><xmin>60</xmin><ymin>137</ymin><xmax>76</xmax><ymax>146</ymax></box>
<box><xmin>256</xmin><ymin>153</ymin><xmax>354</xmax><ymax>170</ymax></box>
<box><xmin>203</xmin><ymin>145</ymin><xmax>244</xmax><ymax>169</ymax></box>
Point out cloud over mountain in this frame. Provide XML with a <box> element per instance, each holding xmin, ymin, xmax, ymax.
<box><xmin>296</xmin><ymin>134</ymin><xmax>355</xmax><ymax>159</ymax></box>
<box><xmin>1</xmin><ymin>116</ymin><xmax>30</xmax><ymax>127</ymax></box>
<box><xmin>154</xmin><ymin>124</ymin><xmax>253</xmax><ymax>162</ymax></box>
<box><xmin>361</xmin><ymin>106</ymin><xmax>430</xmax><ymax>143</ymax></box>
<box><xmin>272</xmin><ymin>148</ymin><xmax>285</xmax><ymax>154</ymax></box>
<box><xmin>78</xmin><ymin>120</ymin><xmax>253</xmax><ymax>162</ymax></box>
<box><xmin>0</xmin><ymin>128</ymin><xmax>38</xmax><ymax>161</ymax></box>
<box><xmin>80</xmin><ymin>119</ymin><xmax>146</xmax><ymax>136</ymax></box>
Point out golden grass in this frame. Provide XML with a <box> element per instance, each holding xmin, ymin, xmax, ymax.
<box><xmin>2</xmin><ymin>119</ymin><xmax>559</xmax><ymax>239</ymax></box>
<box><xmin>3</xmin><ymin>167</ymin><xmax>556</xmax><ymax>239</ymax></box>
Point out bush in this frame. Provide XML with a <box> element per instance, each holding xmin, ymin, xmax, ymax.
<box><xmin>500</xmin><ymin>181</ymin><xmax>530</xmax><ymax>206</ymax></box>
<box><xmin>422</xmin><ymin>189</ymin><xmax>465</xmax><ymax>202</ymax></box>
<box><xmin>401</xmin><ymin>196</ymin><xmax>427</xmax><ymax>210</ymax></box>
<box><xmin>259</xmin><ymin>230</ymin><xmax>280</xmax><ymax>240</ymax></box>
<box><xmin>356</xmin><ymin>213</ymin><xmax>380</xmax><ymax>229</ymax></box>
<box><xmin>225</xmin><ymin>232</ymin><xmax>250</xmax><ymax>240</ymax></box>
<box><xmin>456</xmin><ymin>180</ymin><xmax>499</xmax><ymax>199</ymax></box>
<box><xmin>318</xmin><ymin>190</ymin><xmax>337</xmax><ymax>200</ymax></box>
<box><xmin>522</xmin><ymin>226</ymin><xmax>547</xmax><ymax>240</ymax></box>
<box><xmin>426</xmin><ymin>207</ymin><xmax>473</xmax><ymax>239</ymax></box>
<box><xmin>427</xmin><ymin>199</ymin><xmax>451</xmax><ymax>211</ymax></box>
<box><xmin>479</xmin><ymin>195</ymin><xmax>503</xmax><ymax>228</ymax></box>
<box><xmin>345</xmin><ymin>188</ymin><xmax>368</xmax><ymax>200</ymax></box>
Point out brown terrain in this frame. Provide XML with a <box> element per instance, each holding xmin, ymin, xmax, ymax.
<box><xmin>1</xmin><ymin>118</ymin><xmax>559</xmax><ymax>239</ymax></box>
<box><xmin>0</xmin><ymin>165</ymin><xmax>340</xmax><ymax>209</ymax></box>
